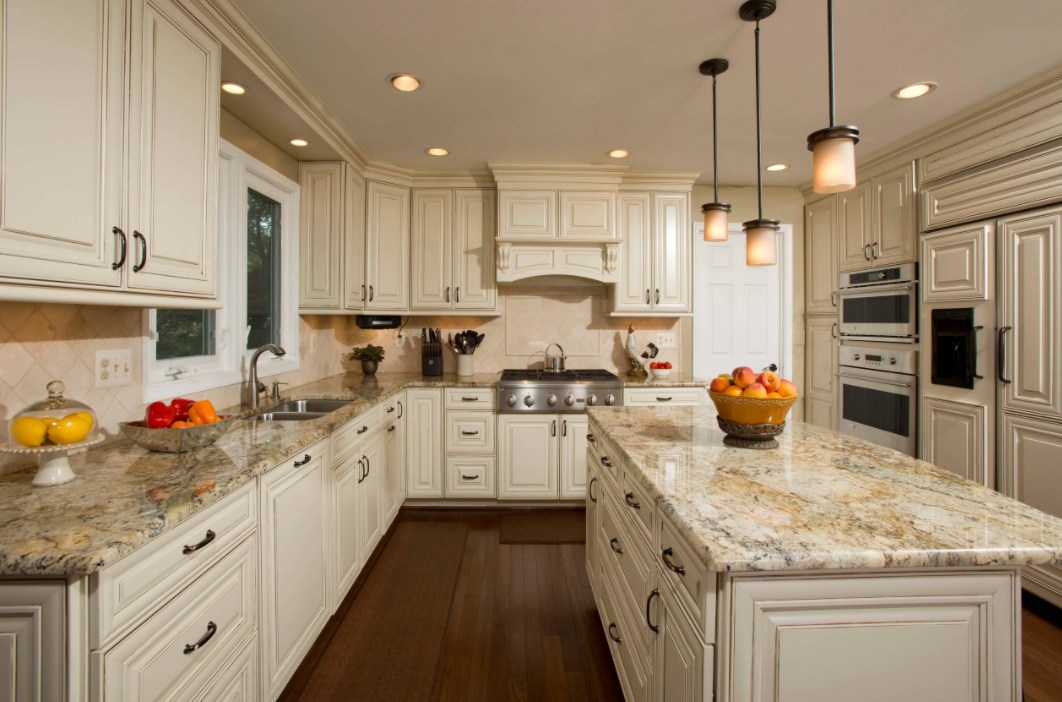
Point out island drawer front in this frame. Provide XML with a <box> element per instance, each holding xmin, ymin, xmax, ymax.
<box><xmin>102</xmin><ymin>534</ymin><xmax>258</xmax><ymax>702</ymax></box>
<box><xmin>620</xmin><ymin>472</ymin><xmax>655</xmax><ymax>548</ymax></box>
<box><xmin>333</xmin><ymin>406</ymin><xmax>382</xmax><ymax>461</ymax></box>
<box><xmin>598</xmin><ymin>558</ymin><xmax>650</xmax><ymax>702</ymax></box>
<box><xmin>381</xmin><ymin>396</ymin><xmax>402</xmax><ymax>425</ymax></box>
<box><xmin>92</xmin><ymin>482</ymin><xmax>257</xmax><ymax>649</ymax></box>
<box><xmin>193</xmin><ymin>633</ymin><xmax>258</xmax><ymax>701</ymax></box>
<box><xmin>445</xmin><ymin>411</ymin><xmax>496</xmax><ymax>453</ymax></box>
<box><xmin>592</xmin><ymin>440</ymin><xmax>621</xmax><ymax>484</ymax></box>
<box><xmin>658</xmin><ymin>515</ymin><xmax>716</xmax><ymax>644</ymax></box>
<box><xmin>625</xmin><ymin>387</ymin><xmax>705</xmax><ymax>406</ymax></box>
<box><xmin>444</xmin><ymin>456</ymin><xmax>496</xmax><ymax>498</ymax></box>
<box><xmin>600</xmin><ymin>499</ymin><xmax>655</xmax><ymax>657</ymax></box>
<box><xmin>444</xmin><ymin>388</ymin><xmax>495</xmax><ymax>410</ymax></box>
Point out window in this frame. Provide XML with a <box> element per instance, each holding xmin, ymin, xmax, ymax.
<box><xmin>144</xmin><ymin>139</ymin><xmax>299</xmax><ymax>402</ymax></box>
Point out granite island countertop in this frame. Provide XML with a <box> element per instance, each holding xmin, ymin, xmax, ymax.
<box><xmin>0</xmin><ymin>370</ymin><xmax>707</xmax><ymax>577</ymax></box>
<box><xmin>587</xmin><ymin>405</ymin><xmax>1062</xmax><ymax>573</ymax></box>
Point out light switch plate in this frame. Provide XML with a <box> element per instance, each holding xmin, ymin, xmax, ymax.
<box><xmin>657</xmin><ymin>332</ymin><xmax>677</xmax><ymax>349</ymax></box>
<box><xmin>95</xmin><ymin>349</ymin><xmax>132</xmax><ymax>388</ymax></box>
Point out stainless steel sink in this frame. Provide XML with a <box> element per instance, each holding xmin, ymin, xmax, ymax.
<box><xmin>251</xmin><ymin>398</ymin><xmax>352</xmax><ymax>421</ymax></box>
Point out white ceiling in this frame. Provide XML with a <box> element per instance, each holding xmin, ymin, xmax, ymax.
<box><xmin>228</xmin><ymin>0</ymin><xmax>1062</xmax><ymax>186</ymax></box>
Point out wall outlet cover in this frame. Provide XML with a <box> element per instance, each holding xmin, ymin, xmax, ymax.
<box><xmin>657</xmin><ymin>332</ymin><xmax>677</xmax><ymax>349</ymax></box>
<box><xmin>95</xmin><ymin>348</ymin><xmax>133</xmax><ymax>389</ymax></box>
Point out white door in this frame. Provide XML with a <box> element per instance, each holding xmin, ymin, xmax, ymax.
<box><xmin>405</xmin><ymin>389</ymin><xmax>443</xmax><ymax>498</ymax></box>
<box><xmin>126</xmin><ymin>0</ymin><xmax>219</xmax><ymax>296</ymax></box>
<box><xmin>694</xmin><ymin>225</ymin><xmax>790</xmax><ymax>381</ymax></box>
<box><xmin>366</xmin><ymin>181</ymin><xmax>410</xmax><ymax>310</ymax></box>
<box><xmin>498</xmin><ymin>415</ymin><xmax>558</xmax><ymax>500</ymax></box>
<box><xmin>614</xmin><ymin>193</ymin><xmax>653</xmax><ymax>311</ymax></box>
<box><xmin>357</xmin><ymin>436</ymin><xmax>384</xmax><ymax>563</ymax></box>
<box><xmin>330</xmin><ymin>452</ymin><xmax>361</xmax><ymax>607</ymax></box>
<box><xmin>0</xmin><ymin>0</ymin><xmax>126</xmax><ymax>289</ymax></box>
<box><xmin>653</xmin><ymin>192</ymin><xmax>691</xmax><ymax>312</ymax></box>
<box><xmin>453</xmin><ymin>189</ymin><xmax>497</xmax><ymax>310</ymax></box>
<box><xmin>410</xmin><ymin>189</ymin><xmax>453</xmax><ymax>309</ymax></box>
<box><xmin>559</xmin><ymin>416</ymin><xmax>589</xmax><ymax>499</ymax></box>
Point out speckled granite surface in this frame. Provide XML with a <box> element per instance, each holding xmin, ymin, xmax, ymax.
<box><xmin>618</xmin><ymin>371</ymin><xmax>707</xmax><ymax>388</ymax></box>
<box><xmin>587</xmin><ymin>406</ymin><xmax>1062</xmax><ymax>573</ymax></box>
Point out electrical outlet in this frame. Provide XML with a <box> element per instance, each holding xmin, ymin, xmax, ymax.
<box><xmin>308</xmin><ymin>333</ymin><xmax>318</xmax><ymax>354</ymax></box>
<box><xmin>394</xmin><ymin>331</ymin><xmax>406</xmax><ymax>349</ymax></box>
<box><xmin>95</xmin><ymin>348</ymin><xmax>132</xmax><ymax>388</ymax></box>
<box><xmin>657</xmin><ymin>332</ymin><xmax>677</xmax><ymax>349</ymax></box>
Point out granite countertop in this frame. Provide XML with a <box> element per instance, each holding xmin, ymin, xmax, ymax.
<box><xmin>618</xmin><ymin>371</ymin><xmax>706</xmax><ymax>388</ymax></box>
<box><xmin>587</xmin><ymin>406</ymin><xmax>1062</xmax><ymax>574</ymax></box>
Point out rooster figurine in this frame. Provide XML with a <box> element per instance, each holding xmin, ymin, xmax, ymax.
<box><xmin>625</xmin><ymin>324</ymin><xmax>649</xmax><ymax>379</ymax></box>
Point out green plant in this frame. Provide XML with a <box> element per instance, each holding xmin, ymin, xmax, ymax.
<box><xmin>350</xmin><ymin>344</ymin><xmax>385</xmax><ymax>363</ymax></box>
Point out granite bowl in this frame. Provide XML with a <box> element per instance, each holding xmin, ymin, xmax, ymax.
<box><xmin>119</xmin><ymin>415</ymin><xmax>237</xmax><ymax>453</ymax></box>
<box><xmin>707</xmin><ymin>392</ymin><xmax>796</xmax><ymax>426</ymax></box>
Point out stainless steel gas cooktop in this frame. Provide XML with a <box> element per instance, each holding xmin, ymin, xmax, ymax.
<box><xmin>497</xmin><ymin>369</ymin><xmax>622</xmax><ymax>413</ymax></box>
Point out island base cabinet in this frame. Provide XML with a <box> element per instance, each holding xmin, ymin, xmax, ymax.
<box><xmin>655</xmin><ymin>582</ymin><xmax>712</xmax><ymax>702</ymax></box>
<box><xmin>719</xmin><ymin>570</ymin><xmax>1020</xmax><ymax>702</ymax></box>
<box><xmin>0</xmin><ymin>580</ymin><xmax>65</xmax><ymax>702</ymax></box>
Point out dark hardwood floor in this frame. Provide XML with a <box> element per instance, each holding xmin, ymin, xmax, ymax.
<box><xmin>284</xmin><ymin>509</ymin><xmax>1062</xmax><ymax>702</ymax></box>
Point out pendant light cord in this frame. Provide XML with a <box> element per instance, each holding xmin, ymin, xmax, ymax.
<box><xmin>754</xmin><ymin>20</ymin><xmax>763</xmax><ymax>220</ymax></box>
<box><xmin>827</xmin><ymin>0</ymin><xmax>835</xmax><ymax>127</ymax></box>
<box><xmin>712</xmin><ymin>73</ymin><xmax>719</xmax><ymax>203</ymax></box>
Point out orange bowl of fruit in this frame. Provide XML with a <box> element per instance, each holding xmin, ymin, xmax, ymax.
<box><xmin>707</xmin><ymin>368</ymin><xmax>798</xmax><ymax>448</ymax></box>
<box><xmin>120</xmin><ymin>399</ymin><xmax>235</xmax><ymax>453</ymax></box>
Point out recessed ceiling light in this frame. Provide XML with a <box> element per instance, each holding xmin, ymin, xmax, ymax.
<box><xmin>893</xmin><ymin>82</ymin><xmax>937</xmax><ymax>99</ymax></box>
<box><xmin>608</xmin><ymin>149</ymin><xmax>630</xmax><ymax>159</ymax></box>
<box><xmin>390</xmin><ymin>74</ymin><xmax>421</xmax><ymax>92</ymax></box>
<box><xmin>289</xmin><ymin>138</ymin><xmax>308</xmax><ymax>147</ymax></box>
<box><xmin>766</xmin><ymin>163</ymin><xmax>789</xmax><ymax>171</ymax></box>
<box><xmin>425</xmin><ymin>147</ymin><xmax>449</xmax><ymax>156</ymax></box>
<box><xmin>220</xmin><ymin>82</ymin><xmax>246</xmax><ymax>95</ymax></box>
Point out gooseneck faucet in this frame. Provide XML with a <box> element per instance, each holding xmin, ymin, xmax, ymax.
<box><xmin>247</xmin><ymin>344</ymin><xmax>287</xmax><ymax>410</ymax></box>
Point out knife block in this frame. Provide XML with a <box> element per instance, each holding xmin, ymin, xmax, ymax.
<box><xmin>422</xmin><ymin>344</ymin><xmax>443</xmax><ymax>376</ymax></box>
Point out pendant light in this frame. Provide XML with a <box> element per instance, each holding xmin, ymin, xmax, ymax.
<box><xmin>699</xmin><ymin>58</ymin><xmax>731</xmax><ymax>242</ymax></box>
<box><xmin>740</xmin><ymin>0</ymin><xmax>779</xmax><ymax>266</ymax></box>
<box><xmin>807</xmin><ymin>0</ymin><xmax>859</xmax><ymax>193</ymax></box>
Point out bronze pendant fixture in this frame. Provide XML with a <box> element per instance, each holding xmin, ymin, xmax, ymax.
<box><xmin>740</xmin><ymin>0</ymin><xmax>779</xmax><ymax>266</ymax></box>
<box><xmin>700</xmin><ymin>57</ymin><xmax>731</xmax><ymax>242</ymax></box>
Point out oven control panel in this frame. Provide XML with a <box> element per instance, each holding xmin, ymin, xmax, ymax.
<box><xmin>839</xmin><ymin>345</ymin><xmax>917</xmax><ymax>375</ymax></box>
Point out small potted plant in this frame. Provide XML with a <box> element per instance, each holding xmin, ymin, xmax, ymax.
<box><xmin>350</xmin><ymin>344</ymin><xmax>385</xmax><ymax>375</ymax></box>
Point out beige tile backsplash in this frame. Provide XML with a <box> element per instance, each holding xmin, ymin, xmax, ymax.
<box><xmin>0</xmin><ymin>283</ymin><xmax>681</xmax><ymax>471</ymax></box>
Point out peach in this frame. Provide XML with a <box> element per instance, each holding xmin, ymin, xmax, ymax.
<box><xmin>766</xmin><ymin>391</ymin><xmax>782</xmax><ymax>399</ymax></box>
<box><xmin>777</xmin><ymin>379</ymin><xmax>799</xmax><ymax>398</ymax></box>
<box><xmin>709</xmin><ymin>377</ymin><xmax>731</xmax><ymax>393</ymax></box>
<box><xmin>742</xmin><ymin>383</ymin><xmax>768</xmax><ymax>399</ymax></box>
<box><xmin>757</xmin><ymin>370</ymin><xmax>781</xmax><ymax>393</ymax></box>
<box><xmin>723</xmin><ymin>385</ymin><xmax>743</xmax><ymax>397</ymax></box>
<box><xmin>732</xmin><ymin>366</ymin><xmax>757</xmax><ymax>389</ymax></box>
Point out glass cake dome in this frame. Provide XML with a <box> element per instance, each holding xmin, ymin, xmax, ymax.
<box><xmin>7</xmin><ymin>380</ymin><xmax>99</xmax><ymax>448</ymax></box>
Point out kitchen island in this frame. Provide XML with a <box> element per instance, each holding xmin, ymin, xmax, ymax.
<box><xmin>585</xmin><ymin>405</ymin><xmax>1062</xmax><ymax>702</ymax></box>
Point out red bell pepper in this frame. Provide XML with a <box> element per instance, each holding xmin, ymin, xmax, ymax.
<box><xmin>169</xmin><ymin>398</ymin><xmax>195</xmax><ymax>421</ymax></box>
<box><xmin>145</xmin><ymin>401</ymin><xmax>177</xmax><ymax>428</ymax></box>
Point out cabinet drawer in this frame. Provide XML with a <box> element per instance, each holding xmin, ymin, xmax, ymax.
<box><xmin>598</xmin><ymin>560</ymin><xmax>649</xmax><ymax>702</ymax></box>
<box><xmin>333</xmin><ymin>406</ymin><xmax>381</xmax><ymax>461</ymax></box>
<box><xmin>381</xmin><ymin>395</ymin><xmax>403</xmax><ymax>425</ymax></box>
<box><xmin>103</xmin><ymin>535</ymin><xmax>257</xmax><ymax>702</ymax></box>
<box><xmin>658</xmin><ymin>515</ymin><xmax>716</xmax><ymax>643</ymax></box>
<box><xmin>601</xmin><ymin>501</ymin><xmax>654</xmax><ymax>656</ymax></box>
<box><xmin>624</xmin><ymin>387</ymin><xmax>704</xmax><ymax>406</ymax></box>
<box><xmin>590</xmin><ymin>441</ymin><xmax>620</xmax><ymax>484</ymax></box>
<box><xmin>444</xmin><ymin>387</ymin><xmax>495</xmax><ymax>410</ymax></box>
<box><xmin>93</xmin><ymin>483</ymin><xmax>256</xmax><ymax>648</ymax></box>
<box><xmin>192</xmin><ymin>634</ymin><xmax>257</xmax><ymax>702</ymax></box>
<box><xmin>444</xmin><ymin>456</ymin><xmax>496</xmax><ymax>498</ymax></box>
<box><xmin>445</xmin><ymin>411</ymin><xmax>496</xmax><ymax>453</ymax></box>
<box><xmin>620</xmin><ymin>472</ymin><xmax>654</xmax><ymax>548</ymax></box>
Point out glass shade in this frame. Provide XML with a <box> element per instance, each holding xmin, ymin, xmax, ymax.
<box><xmin>744</xmin><ymin>220</ymin><xmax>779</xmax><ymax>266</ymax></box>
<box><xmin>702</xmin><ymin>203</ymin><xmax>731</xmax><ymax>242</ymax></box>
<box><xmin>811</xmin><ymin>134</ymin><xmax>857</xmax><ymax>194</ymax></box>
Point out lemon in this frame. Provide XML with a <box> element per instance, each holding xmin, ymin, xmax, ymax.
<box><xmin>10</xmin><ymin>417</ymin><xmax>48</xmax><ymax>447</ymax></box>
<box><xmin>71</xmin><ymin>412</ymin><xmax>94</xmax><ymax>429</ymax></box>
<box><xmin>46</xmin><ymin>415</ymin><xmax>91</xmax><ymax>445</ymax></box>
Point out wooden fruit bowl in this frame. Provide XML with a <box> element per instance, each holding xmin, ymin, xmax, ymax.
<box><xmin>707</xmin><ymin>392</ymin><xmax>797</xmax><ymax>426</ymax></box>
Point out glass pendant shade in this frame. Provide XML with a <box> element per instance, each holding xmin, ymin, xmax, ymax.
<box><xmin>744</xmin><ymin>219</ymin><xmax>779</xmax><ymax>266</ymax></box>
<box><xmin>702</xmin><ymin>203</ymin><xmax>731</xmax><ymax>241</ymax></box>
<box><xmin>808</xmin><ymin>127</ymin><xmax>859</xmax><ymax>193</ymax></box>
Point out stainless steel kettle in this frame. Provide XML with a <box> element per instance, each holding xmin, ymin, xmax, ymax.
<box><xmin>544</xmin><ymin>343</ymin><xmax>566</xmax><ymax>373</ymax></box>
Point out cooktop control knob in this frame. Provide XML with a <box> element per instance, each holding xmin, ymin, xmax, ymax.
<box><xmin>587</xmin><ymin>395</ymin><xmax>598</xmax><ymax>406</ymax></box>
<box><xmin>853</xmin><ymin>353</ymin><xmax>861</xmax><ymax>361</ymax></box>
<box><xmin>604</xmin><ymin>394</ymin><xmax>616</xmax><ymax>406</ymax></box>
<box><xmin>547</xmin><ymin>394</ymin><xmax>558</xmax><ymax>407</ymax></box>
<box><xmin>565</xmin><ymin>394</ymin><xmax>576</xmax><ymax>406</ymax></box>
<box><xmin>506</xmin><ymin>394</ymin><xmax>518</xmax><ymax>407</ymax></box>
<box><xmin>523</xmin><ymin>394</ymin><xmax>535</xmax><ymax>407</ymax></box>
<box><xmin>889</xmin><ymin>357</ymin><xmax>897</xmax><ymax>365</ymax></box>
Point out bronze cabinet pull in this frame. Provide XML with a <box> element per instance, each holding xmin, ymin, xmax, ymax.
<box><xmin>183</xmin><ymin>621</ymin><xmax>217</xmax><ymax>654</ymax></box>
<box><xmin>461</xmin><ymin>396</ymin><xmax>480</xmax><ymax>402</ymax></box>
<box><xmin>294</xmin><ymin>454</ymin><xmax>312</xmax><ymax>467</ymax></box>
<box><xmin>661</xmin><ymin>547</ymin><xmax>686</xmax><ymax>575</ymax></box>
<box><xmin>357</xmin><ymin>458</ymin><xmax>367</xmax><ymax>484</ymax></box>
<box><xmin>387</xmin><ymin>406</ymin><xmax>396</xmax><ymax>413</ymax></box>
<box><xmin>357</xmin><ymin>425</ymin><xmax>369</xmax><ymax>434</ymax></box>
<box><xmin>646</xmin><ymin>589</ymin><xmax>660</xmax><ymax>633</ymax></box>
<box><xmin>863</xmin><ymin>244</ymin><xmax>871</xmax><ymax>260</ymax></box>
<box><xmin>397</xmin><ymin>401</ymin><xmax>403</xmax><ymax>418</ymax></box>
<box><xmin>182</xmin><ymin>529</ymin><xmax>216</xmax><ymax>555</ymax></box>
<box><xmin>461</xmin><ymin>429</ymin><xmax>480</xmax><ymax>436</ymax></box>
<box><xmin>456</xmin><ymin>287</ymin><xmax>461</xmax><ymax>302</ymax></box>
<box><xmin>998</xmin><ymin>326</ymin><xmax>1012</xmax><ymax>384</ymax></box>
<box><xmin>645</xmin><ymin>289</ymin><xmax>650</xmax><ymax>305</ymax></box>
<box><xmin>588</xmin><ymin>477</ymin><xmax>597</xmax><ymax>503</ymax></box>
<box><xmin>871</xmin><ymin>241</ymin><xmax>880</xmax><ymax>259</ymax></box>
<box><xmin>609</xmin><ymin>537</ymin><xmax>623</xmax><ymax>555</ymax></box>
<box><xmin>655</xmin><ymin>289</ymin><xmax>660</xmax><ymax>304</ymax></box>
<box><xmin>369</xmin><ymin>285</ymin><xmax>374</xmax><ymax>302</ymax></box>
<box><xmin>387</xmin><ymin>425</ymin><xmax>396</xmax><ymax>433</ymax></box>
<box><xmin>586</xmin><ymin>433</ymin><xmax>595</xmax><ymax>443</ymax></box>
<box><xmin>608</xmin><ymin>623</ymin><xmax>622</xmax><ymax>644</ymax></box>
<box><xmin>656</xmin><ymin>396</ymin><xmax>673</xmax><ymax>402</ymax></box>
<box><xmin>972</xmin><ymin>326</ymin><xmax>984</xmax><ymax>380</ymax></box>
<box><xmin>361</xmin><ymin>284</ymin><xmax>367</xmax><ymax>302</ymax></box>
<box><xmin>111</xmin><ymin>227</ymin><xmax>127</xmax><ymax>270</ymax></box>
<box><xmin>831</xmin><ymin>322</ymin><xmax>838</xmax><ymax>339</ymax></box>
<box><xmin>132</xmin><ymin>231</ymin><xmax>147</xmax><ymax>272</ymax></box>
<box><xmin>624</xmin><ymin>492</ymin><xmax>641</xmax><ymax>510</ymax></box>
<box><xmin>445</xmin><ymin>286</ymin><xmax>450</xmax><ymax>302</ymax></box>
<box><xmin>830</xmin><ymin>290</ymin><xmax>839</xmax><ymax>307</ymax></box>
<box><xmin>461</xmin><ymin>473</ymin><xmax>478</xmax><ymax>481</ymax></box>
<box><xmin>600</xmin><ymin>456</ymin><xmax>611</xmax><ymax>466</ymax></box>
<box><xmin>551</xmin><ymin>420</ymin><xmax>557</xmax><ymax>437</ymax></box>
<box><xmin>562</xmin><ymin>420</ymin><xmax>567</xmax><ymax>436</ymax></box>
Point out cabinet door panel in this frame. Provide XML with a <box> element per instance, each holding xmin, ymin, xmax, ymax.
<box><xmin>453</xmin><ymin>189</ymin><xmax>496</xmax><ymax>309</ymax></box>
<box><xmin>921</xmin><ymin>223</ymin><xmax>990</xmax><ymax>301</ymax></box>
<box><xmin>872</xmin><ymin>162</ymin><xmax>917</xmax><ymax>266</ymax></box>
<box><xmin>411</xmin><ymin>189</ymin><xmax>453</xmax><ymax>309</ymax></box>
<box><xmin>499</xmin><ymin>190</ymin><xmax>555</xmax><ymax>238</ymax></box>
<box><xmin>358</xmin><ymin>437</ymin><xmax>384</xmax><ymax>563</ymax></box>
<box><xmin>922</xmin><ymin>397</ymin><xmax>988</xmax><ymax>487</ymax></box>
<box><xmin>804</xmin><ymin>197</ymin><xmax>839</xmax><ymax>314</ymax></box>
<box><xmin>331</xmin><ymin>453</ymin><xmax>361</xmax><ymax>607</ymax></box>
<box><xmin>127</xmin><ymin>0</ymin><xmax>219</xmax><ymax>295</ymax></box>
<box><xmin>999</xmin><ymin>207</ymin><xmax>1062</xmax><ymax>420</ymax></box>
<box><xmin>344</xmin><ymin>167</ymin><xmax>367</xmax><ymax>310</ymax></box>
<box><xmin>838</xmin><ymin>182</ymin><xmax>871</xmax><ymax>272</ymax></box>
<box><xmin>559</xmin><ymin>416</ymin><xmax>589</xmax><ymax>499</ymax></box>
<box><xmin>653</xmin><ymin>192</ymin><xmax>691</xmax><ymax>312</ymax></box>
<box><xmin>498</xmin><ymin>415</ymin><xmax>557</xmax><ymax>499</ymax></box>
<box><xmin>0</xmin><ymin>0</ymin><xmax>124</xmax><ymax>288</ymax></box>
<box><xmin>614</xmin><ymin>193</ymin><xmax>653</xmax><ymax>311</ymax></box>
<box><xmin>0</xmin><ymin>581</ymin><xmax>65</xmax><ymax>702</ymax></box>
<box><xmin>366</xmin><ymin>181</ymin><xmax>410</xmax><ymax>310</ymax></box>
<box><xmin>805</xmin><ymin>317</ymin><xmax>837</xmax><ymax>430</ymax></box>
<box><xmin>656</xmin><ymin>585</ymin><xmax>711</xmax><ymax>702</ymax></box>
<box><xmin>383</xmin><ymin>419</ymin><xmax>405</xmax><ymax>524</ymax></box>
<box><xmin>560</xmin><ymin>191</ymin><xmax>616</xmax><ymax>239</ymax></box>
<box><xmin>299</xmin><ymin>163</ymin><xmax>343</xmax><ymax>308</ymax></box>
<box><xmin>405</xmin><ymin>389</ymin><xmax>443</xmax><ymax>498</ymax></box>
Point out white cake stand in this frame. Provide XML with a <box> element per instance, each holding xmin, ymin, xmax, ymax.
<box><xmin>0</xmin><ymin>435</ymin><xmax>105</xmax><ymax>486</ymax></box>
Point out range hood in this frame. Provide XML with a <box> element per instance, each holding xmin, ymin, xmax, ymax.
<box><xmin>495</xmin><ymin>241</ymin><xmax>620</xmax><ymax>284</ymax></box>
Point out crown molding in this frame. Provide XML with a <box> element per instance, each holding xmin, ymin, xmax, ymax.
<box><xmin>620</xmin><ymin>171</ymin><xmax>700</xmax><ymax>191</ymax></box>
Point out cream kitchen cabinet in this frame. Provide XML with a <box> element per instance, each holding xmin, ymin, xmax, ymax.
<box><xmin>613</xmin><ymin>191</ymin><xmax>691</xmax><ymax>314</ymax></box>
<box><xmin>406</xmin><ymin>388</ymin><xmax>444</xmax><ymax>498</ymax></box>
<box><xmin>356</xmin><ymin>435</ymin><xmax>385</xmax><ymax>566</ymax></box>
<box><xmin>259</xmin><ymin>441</ymin><xmax>330</xmax><ymax>700</ymax></box>
<box><xmin>499</xmin><ymin>190</ymin><xmax>556</xmax><ymax>239</ymax></box>
<box><xmin>382</xmin><ymin>397</ymin><xmax>406</xmax><ymax>524</ymax></box>
<box><xmin>560</xmin><ymin>191</ymin><xmax>616</xmax><ymax>239</ymax></box>
<box><xmin>805</xmin><ymin>316</ymin><xmax>838</xmax><ymax>430</ymax></box>
<box><xmin>330</xmin><ymin>449</ymin><xmax>363</xmax><ymax>611</ymax></box>
<box><xmin>805</xmin><ymin>195</ymin><xmax>840</xmax><ymax>314</ymax></box>
<box><xmin>366</xmin><ymin>180</ymin><xmax>411</xmax><ymax>311</ymax></box>
<box><xmin>654</xmin><ymin>581</ymin><xmax>712</xmax><ymax>702</ymax></box>
<box><xmin>498</xmin><ymin>414</ymin><xmax>585</xmax><ymax>500</ymax></box>
<box><xmin>559</xmin><ymin>416</ymin><xmax>590</xmax><ymax>499</ymax></box>
<box><xmin>0</xmin><ymin>580</ymin><xmax>66</xmax><ymax>702</ymax></box>
<box><xmin>838</xmin><ymin>162</ymin><xmax>917</xmax><ymax>272</ymax></box>
<box><xmin>0</xmin><ymin>0</ymin><xmax>220</xmax><ymax>306</ymax></box>
<box><xmin>411</xmin><ymin>188</ymin><xmax>497</xmax><ymax>312</ymax></box>
<box><xmin>922</xmin><ymin>397</ymin><xmax>989</xmax><ymax>487</ymax></box>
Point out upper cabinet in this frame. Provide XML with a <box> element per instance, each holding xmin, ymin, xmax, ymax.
<box><xmin>499</xmin><ymin>191</ymin><xmax>556</xmax><ymax>239</ymax></box>
<box><xmin>0</xmin><ymin>0</ymin><xmax>220</xmax><ymax>306</ymax></box>
<box><xmin>613</xmin><ymin>191</ymin><xmax>691</xmax><ymax>314</ymax></box>
<box><xmin>366</xmin><ymin>181</ymin><xmax>411</xmax><ymax>311</ymax></box>
<box><xmin>498</xmin><ymin>189</ymin><xmax>616</xmax><ymax>241</ymax></box>
<box><xmin>560</xmin><ymin>191</ymin><xmax>616</xmax><ymax>239</ymax></box>
<box><xmin>838</xmin><ymin>161</ymin><xmax>917</xmax><ymax>271</ymax></box>
<box><xmin>410</xmin><ymin>188</ymin><xmax>497</xmax><ymax>312</ymax></box>
<box><xmin>805</xmin><ymin>196</ymin><xmax>840</xmax><ymax>315</ymax></box>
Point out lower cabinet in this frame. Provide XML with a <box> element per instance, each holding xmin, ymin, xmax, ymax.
<box><xmin>383</xmin><ymin>414</ymin><xmax>406</xmax><ymax>523</ymax></box>
<box><xmin>655</xmin><ymin>583</ymin><xmax>712</xmax><ymax>702</ymax></box>
<box><xmin>921</xmin><ymin>396</ymin><xmax>989</xmax><ymax>486</ymax></box>
<box><xmin>357</xmin><ymin>435</ymin><xmax>385</xmax><ymax>566</ymax></box>
<box><xmin>406</xmin><ymin>388</ymin><xmax>444</xmax><ymax>498</ymax></box>
<box><xmin>0</xmin><ymin>580</ymin><xmax>65</xmax><ymax>702</ymax></box>
<box><xmin>331</xmin><ymin>450</ymin><xmax>363</xmax><ymax>608</ymax></box>
<box><xmin>497</xmin><ymin>414</ymin><xmax>586</xmax><ymax>500</ymax></box>
<box><xmin>805</xmin><ymin>316</ymin><xmax>838</xmax><ymax>430</ymax></box>
<box><xmin>586</xmin><ymin>452</ymin><xmax>601</xmax><ymax>591</ymax></box>
<box><xmin>259</xmin><ymin>441</ymin><xmax>330</xmax><ymax>700</ymax></box>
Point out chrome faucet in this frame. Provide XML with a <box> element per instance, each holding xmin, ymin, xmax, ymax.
<box><xmin>247</xmin><ymin>344</ymin><xmax>286</xmax><ymax>410</ymax></box>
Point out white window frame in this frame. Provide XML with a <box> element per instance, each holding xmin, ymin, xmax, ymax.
<box><xmin>143</xmin><ymin>139</ymin><xmax>300</xmax><ymax>402</ymax></box>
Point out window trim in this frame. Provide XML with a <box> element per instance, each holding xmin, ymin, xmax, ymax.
<box><xmin>143</xmin><ymin>139</ymin><xmax>300</xmax><ymax>403</ymax></box>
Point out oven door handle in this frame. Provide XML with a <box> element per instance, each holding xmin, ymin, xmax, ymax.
<box><xmin>840</xmin><ymin>283</ymin><xmax>915</xmax><ymax>296</ymax></box>
<box><xmin>839</xmin><ymin>372</ymin><xmax>913</xmax><ymax>390</ymax></box>
<box><xmin>971</xmin><ymin>326</ymin><xmax>984</xmax><ymax>380</ymax></box>
<box><xmin>997</xmin><ymin>326</ymin><xmax>1012</xmax><ymax>384</ymax></box>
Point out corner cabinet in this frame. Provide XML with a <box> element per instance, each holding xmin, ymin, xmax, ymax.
<box><xmin>838</xmin><ymin>161</ymin><xmax>918</xmax><ymax>272</ymax></box>
<box><xmin>613</xmin><ymin>191</ymin><xmax>691</xmax><ymax>314</ymax></box>
<box><xmin>0</xmin><ymin>0</ymin><xmax>221</xmax><ymax>306</ymax></box>
<box><xmin>366</xmin><ymin>181</ymin><xmax>411</xmax><ymax>311</ymax></box>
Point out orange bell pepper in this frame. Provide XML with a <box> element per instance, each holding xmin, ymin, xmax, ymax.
<box><xmin>187</xmin><ymin>400</ymin><xmax>219</xmax><ymax>425</ymax></box>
